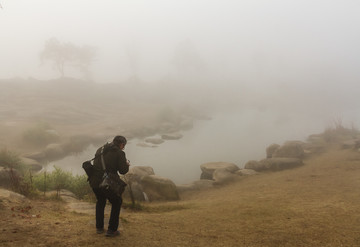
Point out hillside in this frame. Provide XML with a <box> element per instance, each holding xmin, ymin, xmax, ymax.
<box><xmin>1</xmin><ymin>143</ymin><xmax>360</xmax><ymax>246</ymax></box>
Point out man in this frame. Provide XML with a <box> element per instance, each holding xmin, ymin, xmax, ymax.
<box><xmin>90</xmin><ymin>135</ymin><xmax>130</xmax><ymax>237</ymax></box>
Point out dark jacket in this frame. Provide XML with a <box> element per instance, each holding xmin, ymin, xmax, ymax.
<box><xmin>89</xmin><ymin>142</ymin><xmax>129</xmax><ymax>188</ymax></box>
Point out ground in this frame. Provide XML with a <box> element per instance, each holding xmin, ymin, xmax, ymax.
<box><xmin>1</xmin><ymin>145</ymin><xmax>360</xmax><ymax>246</ymax></box>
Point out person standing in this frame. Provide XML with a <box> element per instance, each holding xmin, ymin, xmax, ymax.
<box><xmin>90</xmin><ymin>135</ymin><xmax>130</xmax><ymax>237</ymax></box>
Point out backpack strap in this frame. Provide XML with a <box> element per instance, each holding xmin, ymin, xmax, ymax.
<box><xmin>100</xmin><ymin>146</ymin><xmax>107</xmax><ymax>172</ymax></box>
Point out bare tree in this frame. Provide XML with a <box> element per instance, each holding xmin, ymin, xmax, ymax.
<box><xmin>40</xmin><ymin>37</ymin><xmax>96</xmax><ymax>79</ymax></box>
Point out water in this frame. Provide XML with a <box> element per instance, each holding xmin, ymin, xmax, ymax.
<box><xmin>47</xmin><ymin>109</ymin><xmax>326</xmax><ymax>185</ymax></box>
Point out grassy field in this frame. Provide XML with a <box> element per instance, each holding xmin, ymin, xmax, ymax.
<box><xmin>1</xmin><ymin>145</ymin><xmax>360</xmax><ymax>246</ymax></box>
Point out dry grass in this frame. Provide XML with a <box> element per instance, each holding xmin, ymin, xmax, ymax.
<box><xmin>1</xmin><ymin>146</ymin><xmax>360</xmax><ymax>246</ymax></box>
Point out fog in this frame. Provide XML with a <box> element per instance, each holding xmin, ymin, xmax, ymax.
<box><xmin>1</xmin><ymin>1</ymin><xmax>360</xmax><ymax>183</ymax></box>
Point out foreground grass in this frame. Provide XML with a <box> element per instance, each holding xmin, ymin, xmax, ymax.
<box><xmin>1</xmin><ymin>146</ymin><xmax>360</xmax><ymax>246</ymax></box>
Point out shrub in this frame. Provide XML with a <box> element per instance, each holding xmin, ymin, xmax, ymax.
<box><xmin>32</xmin><ymin>166</ymin><xmax>92</xmax><ymax>199</ymax></box>
<box><xmin>0</xmin><ymin>148</ymin><xmax>24</xmax><ymax>171</ymax></box>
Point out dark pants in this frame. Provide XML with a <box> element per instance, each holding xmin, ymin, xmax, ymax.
<box><xmin>92</xmin><ymin>187</ymin><xmax>122</xmax><ymax>231</ymax></box>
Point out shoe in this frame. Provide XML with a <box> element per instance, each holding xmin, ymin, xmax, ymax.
<box><xmin>105</xmin><ymin>230</ymin><xmax>120</xmax><ymax>237</ymax></box>
<box><xmin>96</xmin><ymin>228</ymin><xmax>105</xmax><ymax>234</ymax></box>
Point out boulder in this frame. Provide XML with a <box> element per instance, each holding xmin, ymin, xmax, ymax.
<box><xmin>244</xmin><ymin>160</ymin><xmax>261</xmax><ymax>171</ymax></box>
<box><xmin>213</xmin><ymin>168</ymin><xmax>239</xmax><ymax>185</ymax></box>
<box><xmin>161</xmin><ymin>133</ymin><xmax>183</xmax><ymax>140</ymax></box>
<box><xmin>123</xmin><ymin>181</ymin><xmax>148</xmax><ymax>201</ymax></box>
<box><xmin>125</xmin><ymin>166</ymin><xmax>155</xmax><ymax>183</ymax></box>
<box><xmin>251</xmin><ymin>158</ymin><xmax>303</xmax><ymax>172</ymax></box>
<box><xmin>145</xmin><ymin>138</ymin><xmax>164</xmax><ymax>145</ymax></box>
<box><xmin>235</xmin><ymin>169</ymin><xmax>258</xmax><ymax>176</ymax></box>
<box><xmin>342</xmin><ymin>139</ymin><xmax>360</xmax><ymax>149</ymax></box>
<box><xmin>200</xmin><ymin>162</ymin><xmax>239</xmax><ymax>180</ymax></box>
<box><xmin>140</xmin><ymin>175</ymin><xmax>179</xmax><ymax>201</ymax></box>
<box><xmin>272</xmin><ymin>141</ymin><xmax>305</xmax><ymax>159</ymax></box>
<box><xmin>0</xmin><ymin>188</ymin><xmax>28</xmax><ymax>204</ymax></box>
<box><xmin>266</xmin><ymin>143</ymin><xmax>280</xmax><ymax>158</ymax></box>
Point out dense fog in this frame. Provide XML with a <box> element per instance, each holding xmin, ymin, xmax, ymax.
<box><xmin>1</xmin><ymin>1</ymin><xmax>360</xmax><ymax>182</ymax></box>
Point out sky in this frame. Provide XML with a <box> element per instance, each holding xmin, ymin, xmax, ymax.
<box><xmin>1</xmin><ymin>0</ymin><xmax>360</xmax><ymax>86</ymax></box>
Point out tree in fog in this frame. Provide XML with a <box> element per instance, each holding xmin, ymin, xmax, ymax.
<box><xmin>39</xmin><ymin>38</ymin><xmax>96</xmax><ymax>79</ymax></box>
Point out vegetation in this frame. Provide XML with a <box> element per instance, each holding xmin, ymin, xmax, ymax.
<box><xmin>322</xmin><ymin>118</ymin><xmax>359</xmax><ymax>143</ymax></box>
<box><xmin>32</xmin><ymin>166</ymin><xmax>92</xmax><ymax>199</ymax></box>
<box><xmin>40</xmin><ymin>37</ymin><xmax>96</xmax><ymax>79</ymax></box>
<box><xmin>0</xmin><ymin>148</ymin><xmax>24</xmax><ymax>171</ymax></box>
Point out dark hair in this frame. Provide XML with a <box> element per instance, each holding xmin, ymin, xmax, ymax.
<box><xmin>113</xmin><ymin>135</ymin><xmax>127</xmax><ymax>145</ymax></box>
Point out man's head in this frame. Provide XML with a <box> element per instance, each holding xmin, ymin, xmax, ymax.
<box><xmin>113</xmin><ymin>135</ymin><xmax>127</xmax><ymax>150</ymax></box>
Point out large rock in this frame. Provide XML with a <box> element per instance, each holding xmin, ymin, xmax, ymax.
<box><xmin>244</xmin><ymin>160</ymin><xmax>261</xmax><ymax>171</ymax></box>
<box><xmin>0</xmin><ymin>188</ymin><xmax>28</xmax><ymax>204</ymax></box>
<box><xmin>272</xmin><ymin>141</ymin><xmax>305</xmax><ymax>159</ymax></box>
<box><xmin>123</xmin><ymin>181</ymin><xmax>148</xmax><ymax>201</ymax></box>
<box><xmin>125</xmin><ymin>166</ymin><xmax>155</xmax><ymax>183</ymax></box>
<box><xmin>161</xmin><ymin>133</ymin><xmax>183</xmax><ymax>140</ymax></box>
<box><xmin>266</xmin><ymin>144</ymin><xmax>280</xmax><ymax>158</ymax></box>
<box><xmin>200</xmin><ymin>162</ymin><xmax>239</xmax><ymax>180</ymax></box>
<box><xmin>246</xmin><ymin>158</ymin><xmax>303</xmax><ymax>172</ymax></box>
<box><xmin>213</xmin><ymin>168</ymin><xmax>239</xmax><ymax>185</ymax></box>
<box><xmin>145</xmin><ymin>138</ymin><xmax>164</xmax><ymax>145</ymax></box>
<box><xmin>140</xmin><ymin>175</ymin><xmax>179</xmax><ymax>201</ymax></box>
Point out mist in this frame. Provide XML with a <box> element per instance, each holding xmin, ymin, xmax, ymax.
<box><xmin>1</xmin><ymin>1</ymin><xmax>360</xmax><ymax>183</ymax></box>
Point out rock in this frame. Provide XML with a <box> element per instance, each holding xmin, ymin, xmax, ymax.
<box><xmin>244</xmin><ymin>160</ymin><xmax>261</xmax><ymax>171</ymax></box>
<box><xmin>20</xmin><ymin>157</ymin><xmax>42</xmax><ymax>172</ymax></box>
<box><xmin>200</xmin><ymin>162</ymin><xmax>239</xmax><ymax>180</ymax></box>
<box><xmin>123</xmin><ymin>181</ymin><xmax>148</xmax><ymax>201</ymax></box>
<box><xmin>342</xmin><ymin>139</ymin><xmax>360</xmax><ymax>149</ymax></box>
<box><xmin>136</xmin><ymin>142</ymin><xmax>157</xmax><ymax>148</ymax></box>
<box><xmin>177</xmin><ymin>180</ymin><xmax>214</xmax><ymax>192</ymax></box>
<box><xmin>266</xmin><ymin>144</ymin><xmax>280</xmax><ymax>158</ymax></box>
<box><xmin>145</xmin><ymin>138</ymin><xmax>164</xmax><ymax>145</ymax></box>
<box><xmin>125</xmin><ymin>166</ymin><xmax>155</xmax><ymax>183</ymax></box>
<box><xmin>140</xmin><ymin>175</ymin><xmax>179</xmax><ymax>201</ymax></box>
<box><xmin>272</xmin><ymin>141</ymin><xmax>305</xmax><ymax>159</ymax></box>
<box><xmin>0</xmin><ymin>188</ymin><xmax>28</xmax><ymax>203</ymax></box>
<box><xmin>235</xmin><ymin>169</ymin><xmax>258</xmax><ymax>176</ymax></box>
<box><xmin>161</xmin><ymin>133</ymin><xmax>183</xmax><ymax>140</ymax></box>
<box><xmin>213</xmin><ymin>168</ymin><xmax>238</xmax><ymax>185</ymax></box>
<box><xmin>251</xmin><ymin>158</ymin><xmax>303</xmax><ymax>172</ymax></box>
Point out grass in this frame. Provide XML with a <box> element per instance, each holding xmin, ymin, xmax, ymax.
<box><xmin>1</xmin><ymin>144</ymin><xmax>360</xmax><ymax>246</ymax></box>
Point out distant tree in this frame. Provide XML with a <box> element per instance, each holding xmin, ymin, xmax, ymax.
<box><xmin>40</xmin><ymin>37</ymin><xmax>96</xmax><ymax>79</ymax></box>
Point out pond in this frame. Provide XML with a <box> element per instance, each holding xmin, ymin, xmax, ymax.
<box><xmin>47</xmin><ymin>109</ymin><xmax>325</xmax><ymax>185</ymax></box>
